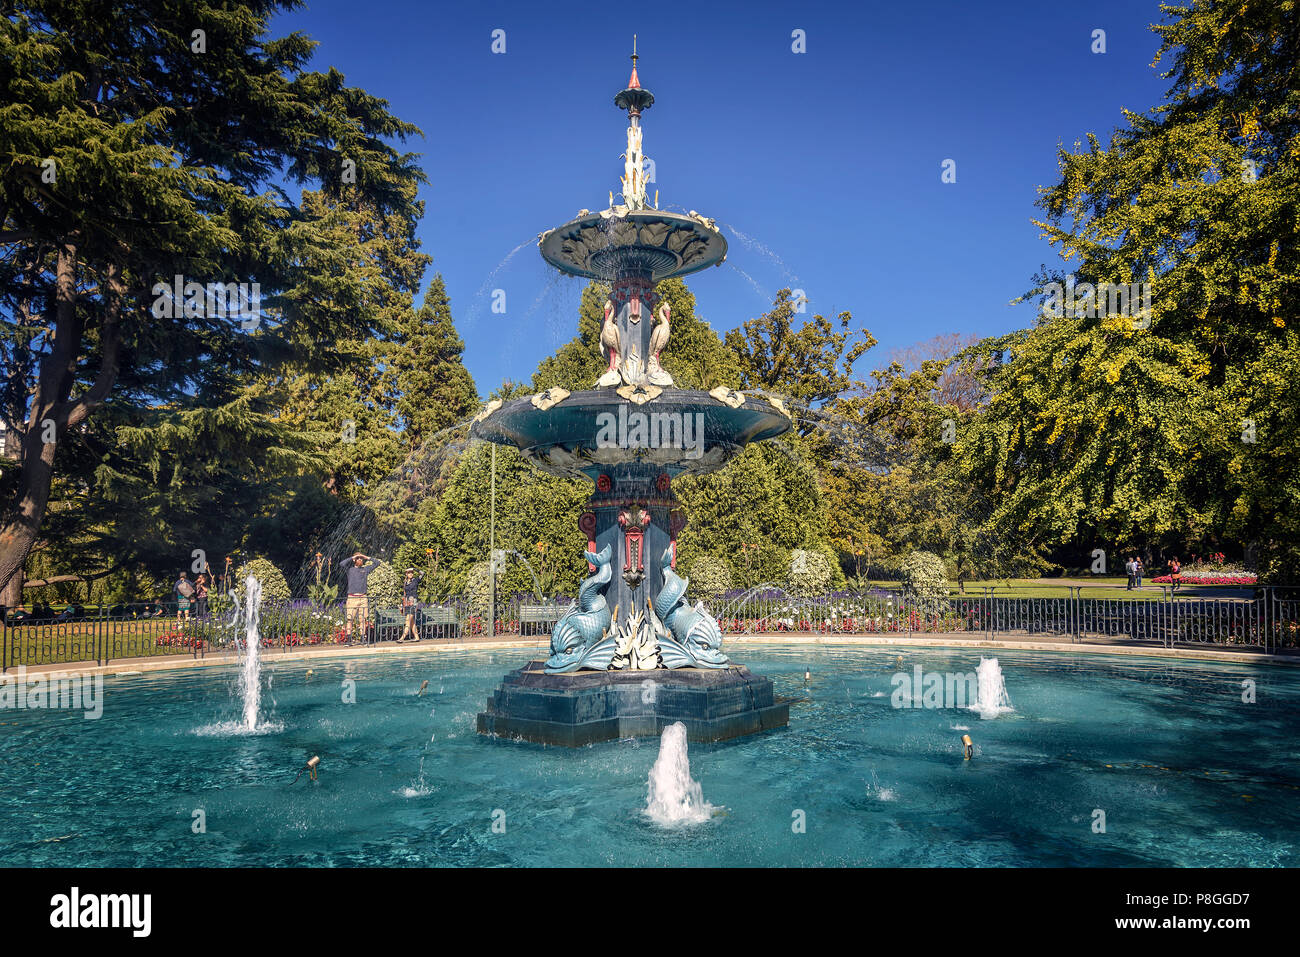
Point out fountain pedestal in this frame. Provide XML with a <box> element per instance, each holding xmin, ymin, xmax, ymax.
<box><xmin>477</xmin><ymin>662</ymin><xmax>790</xmax><ymax>747</ymax></box>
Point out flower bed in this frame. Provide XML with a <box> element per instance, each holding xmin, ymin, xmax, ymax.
<box><xmin>1150</xmin><ymin>574</ymin><xmax>1257</xmax><ymax>585</ymax></box>
<box><xmin>155</xmin><ymin>630</ymin><xmax>204</xmax><ymax>650</ymax></box>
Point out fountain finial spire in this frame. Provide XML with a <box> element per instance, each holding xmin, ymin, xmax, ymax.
<box><xmin>615</xmin><ymin>41</ymin><xmax>654</xmax><ymax>121</ymax></box>
<box><xmin>615</xmin><ymin>39</ymin><xmax>654</xmax><ymax>210</ymax></box>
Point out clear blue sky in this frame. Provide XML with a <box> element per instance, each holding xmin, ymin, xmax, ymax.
<box><xmin>274</xmin><ymin>0</ymin><xmax>1171</xmax><ymax>395</ymax></box>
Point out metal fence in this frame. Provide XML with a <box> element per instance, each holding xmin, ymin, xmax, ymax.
<box><xmin>4</xmin><ymin>586</ymin><xmax>1296</xmax><ymax>671</ymax></box>
<box><xmin>0</xmin><ymin>596</ymin><xmax>573</xmax><ymax>672</ymax></box>
<box><xmin>709</xmin><ymin>585</ymin><xmax>1300</xmax><ymax>653</ymax></box>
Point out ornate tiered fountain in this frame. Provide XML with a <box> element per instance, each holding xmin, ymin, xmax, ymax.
<box><xmin>475</xmin><ymin>47</ymin><xmax>791</xmax><ymax>746</ymax></box>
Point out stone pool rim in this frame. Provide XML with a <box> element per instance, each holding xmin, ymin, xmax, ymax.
<box><xmin>5</xmin><ymin>633</ymin><xmax>1298</xmax><ymax>686</ymax></box>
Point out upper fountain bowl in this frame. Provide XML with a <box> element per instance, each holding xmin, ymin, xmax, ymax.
<box><xmin>539</xmin><ymin>208</ymin><xmax>727</xmax><ymax>283</ymax></box>
<box><xmin>471</xmin><ymin>387</ymin><xmax>790</xmax><ymax>481</ymax></box>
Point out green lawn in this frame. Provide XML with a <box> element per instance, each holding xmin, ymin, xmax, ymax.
<box><xmin>863</xmin><ymin>578</ymin><xmax>1256</xmax><ymax>601</ymax></box>
<box><xmin>1</xmin><ymin>620</ymin><xmax>200</xmax><ymax>667</ymax></box>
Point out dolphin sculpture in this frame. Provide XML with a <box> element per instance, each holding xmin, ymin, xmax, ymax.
<box><xmin>544</xmin><ymin>545</ymin><xmax>616</xmax><ymax>673</ymax></box>
<box><xmin>654</xmin><ymin>548</ymin><xmax>729</xmax><ymax>668</ymax></box>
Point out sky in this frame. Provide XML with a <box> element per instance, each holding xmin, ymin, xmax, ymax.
<box><xmin>273</xmin><ymin>0</ymin><xmax>1173</xmax><ymax>395</ymax></box>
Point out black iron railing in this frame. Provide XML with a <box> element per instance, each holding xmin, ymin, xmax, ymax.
<box><xmin>709</xmin><ymin>585</ymin><xmax>1300</xmax><ymax>653</ymax></box>
<box><xmin>0</xmin><ymin>596</ymin><xmax>574</xmax><ymax>672</ymax></box>
<box><xmin>3</xmin><ymin>588</ymin><xmax>1295</xmax><ymax>672</ymax></box>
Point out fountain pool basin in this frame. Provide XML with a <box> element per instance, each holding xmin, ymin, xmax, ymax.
<box><xmin>1</xmin><ymin>643</ymin><xmax>1297</xmax><ymax>866</ymax></box>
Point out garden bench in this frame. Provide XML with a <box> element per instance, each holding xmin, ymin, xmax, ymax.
<box><xmin>518</xmin><ymin>604</ymin><xmax>566</xmax><ymax>637</ymax></box>
<box><xmin>418</xmin><ymin>606</ymin><xmax>460</xmax><ymax>640</ymax></box>
<box><xmin>372</xmin><ymin>607</ymin><xmax>404</xmax><ymax>643</ymax></box>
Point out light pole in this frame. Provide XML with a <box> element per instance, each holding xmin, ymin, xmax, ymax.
<box><xmin>489</xmin><ymin>442</ymin><xmax>496</xmax><ymax>638</ymax></box>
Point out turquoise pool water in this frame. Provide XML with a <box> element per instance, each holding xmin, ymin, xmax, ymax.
<box><xmin>1</xmin><ymin>644</ymin><xmax>1297</xmax><ymax>866</ymax></box>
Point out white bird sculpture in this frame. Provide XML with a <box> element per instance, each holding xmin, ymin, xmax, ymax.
<box><xmin>647</xmin><ymin>302</ymin><xmax>673</xmax><ymax>386</ymax></box>
<box><xmin>598</xmin><ymin>299</ymin><xmax>622</xmax><ymax>387</ymax></box>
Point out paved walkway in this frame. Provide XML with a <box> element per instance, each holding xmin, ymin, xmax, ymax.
<box><xmin>2</xmin><ymin>629</ymin><xmax>1296</xmax><ymax>681</ymax></box>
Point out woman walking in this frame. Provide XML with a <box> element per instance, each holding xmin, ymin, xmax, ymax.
<box><xmin>398</xmin><ymin>568</ymin><xmax>423</xmax><ymax>642</ymax></box>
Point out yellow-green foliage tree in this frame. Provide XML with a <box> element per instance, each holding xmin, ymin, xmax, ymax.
<box><xmin>959</xmin><ymin>0</ymin><xmax>1300</xmax><ymax>581</ymax></box>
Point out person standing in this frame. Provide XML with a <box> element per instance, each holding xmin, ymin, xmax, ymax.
<box><xmin>398</xmin><ymin>568</ymin><xmax>424</xmax><ymax>642</ymax></box>
<box><xmin>175</xmin><ymin>572</ymin><xmax>194</xmax><ymax>625</ymax></box>
<box><xmin>194</xmin><ymin>573</ymin><xmax>210</xmax><ymax>619</ymax></box>
<box><xmin>1134</xmin><ymin>556</ymin><xmax>1144</xmax><ymax>589</ymax></box>
<box><xmin>1125</xmin><ymin>556</ymin><xmax>1136</xmax><ymax>590</ymax></box>
<box><xmin>339</xmin><ymin>553</ymin><xmax>377</xmax><ymax>642</ymax></box>
<box><xmin>1169</xmin><ymin>556</ymin><xmax>1181</xmax><ymax>593</ymax></box>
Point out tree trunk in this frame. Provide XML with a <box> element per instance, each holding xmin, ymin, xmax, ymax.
<box><xmin>0</xmin><ymin>247</ymin><xmax>120</xmax><ymax>598</ymax></box>
<box><xmin>0</xmin><ymin>563</ymin><xmax>23</xmax><ymax>611</ymax></box>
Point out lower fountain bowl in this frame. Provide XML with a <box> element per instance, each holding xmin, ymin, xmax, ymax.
<box><xmin>470</xmin><ymin>388</ymin><xmax>792</xmax><ymax>480</ymax></box>
<box><xmin>477</xmin><ymin>662</ymin><xmax>790</xmax><ymax>747</ymax></box>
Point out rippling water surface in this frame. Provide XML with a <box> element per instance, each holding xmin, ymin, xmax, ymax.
<box><xmin>1</xmin><ymin>644</ymin><xmax>1297</xmax><ymax>866</ymax></box>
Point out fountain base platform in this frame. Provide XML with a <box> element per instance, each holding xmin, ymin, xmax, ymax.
<box><xmin>477</xmin><ymin>662</ymin><xmax>789</xmax><ymax>747</ymax></box>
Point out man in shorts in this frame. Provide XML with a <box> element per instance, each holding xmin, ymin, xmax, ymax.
<box><xmin>339</xmin><ymin>553</ymin><xmax>377</xmax><ymax>641</ymax></box>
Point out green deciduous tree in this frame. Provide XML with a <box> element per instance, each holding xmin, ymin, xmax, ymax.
<box><xmin>960</xmin><ymin>0</ymin><xmax>1300</xmax><ymax>579</ymax></box>
<box><xmin>725</xmin><ymin>288</ymin><xmax>875</xmax><ymax>415</ymax></box>
<box><xmin>674</xmin><ymin>438</ymin><xmax>828</xmax><ymax>590</ymax></box>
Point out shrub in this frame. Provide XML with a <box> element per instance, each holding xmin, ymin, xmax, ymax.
<box><xmin>788</xmin><ymin>549</ymin><xmax>834</xmax><ymax>595</ymax></box>
<box><xmin>900</xmin><ymin>551</ymin><xmax>950</xmax><ymax>612</ymax></box>
<box><xmin>234</xmin><ymin>557</ymin><xmax>290</xmax><ymax>603</ymax></box>
<box><xmin>365</xmin><ymin>561</ymin><xmax>404</xmax><ymax>607</ymax></box>
<box><xmin>684</xmin><ymin>540</ymin><xmax>789</xmax><ymax>591</ymax></box>
<box><xmin>874</xmin><ymin>553</ymin><xmax>906</xmax><ymax>581</ymax></box>
<box><xmin>687</xmin><ymin>556</ymin><xmax>733</xmax><ymax>598</ymax></box>
<box><xmin>464</xmin><ymin>561</ymin><xmax>492</xmax><ymax>612</ymax></box>
<box><xmin>816</xmin><ymin>545</ymin><xmax>847</xmax><ymax>589</ymax></box>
